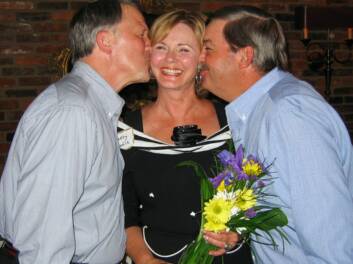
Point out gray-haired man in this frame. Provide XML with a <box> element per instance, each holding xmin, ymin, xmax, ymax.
<box><xmin>0</xmin><ymin>0</ymin><xmax>150</xmax><ymax>263</ymax></box>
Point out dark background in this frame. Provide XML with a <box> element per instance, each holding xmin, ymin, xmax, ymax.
<box><xmin>1</xmin><ymin>0</ymin><xmax>353</xmax><ymax>173</ymax></box>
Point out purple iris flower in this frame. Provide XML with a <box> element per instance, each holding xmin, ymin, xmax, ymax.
<box><xmin>223</xmin><ymin>170</ymin><xmax>235</xmax><ymax>185</ymax></box>
<box><xmin>217</xmin><ymin>145</ymin><xmax>250</xmax><ymax>181</ymax></box>
<box><xmin>237</xmin><ymin>171</ymin><xmax>249</xmax><ymax>181</ymax></box>
<box><xmin>209</xmin><ymin>170</ymin><xmax>234</xmax><ymax>188</ymax></box>
<box><xmin>209</xmin><ymin>171</ymin><xmax>226</xmax><ymax>188</ymax></box>
<box><xmin>245</xmin><ymin>208</ymin><xmax>257</xmax><ymax>218</ymax></box>
<box><xmin>217</xmin><ymin>150</ymin><xmax>236</xmax><ymax>167</ymax></box>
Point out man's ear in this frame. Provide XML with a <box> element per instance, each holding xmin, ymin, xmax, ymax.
<box><xmin>239</xmin><ymin>46</ymin><xmax>254</xmax><ymax>68</ymax></box>
<box><xmin>96</xmin><ymin>30</ymin><xmax>113</xmax><ymax>54</ymax></box>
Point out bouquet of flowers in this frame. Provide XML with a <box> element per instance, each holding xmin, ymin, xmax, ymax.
<box><xmin>178</xmin><ymin>143</ymin><xmax>288</xmax><ymax>264</ymax></box>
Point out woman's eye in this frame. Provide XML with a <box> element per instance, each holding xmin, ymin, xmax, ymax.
<box><xmin>154</xmin><ymin>45</ymin><xmax>166</xmax><ymax>50</ymax></box>
<box><xmin>204</xmin><ymin>46</ymin><xmax>213</xmax><ymax>52</ymax></box>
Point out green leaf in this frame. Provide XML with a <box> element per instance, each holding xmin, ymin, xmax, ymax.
<box><xmin>253</xmin><ymin>208</ymin><xmax>288</xmax><ymax>231</ymax></box>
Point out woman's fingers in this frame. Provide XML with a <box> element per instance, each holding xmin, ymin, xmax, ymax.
<box><xmin>203</xmin><ymin>230</ymin><xmax>239</xmax><ymax>256</ymax></box>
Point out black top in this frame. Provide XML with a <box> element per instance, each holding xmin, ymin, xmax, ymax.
<box><xmin>120</xmin><ymin>103</ymin><xmax>253</xmax><ymax>264</ymax></box>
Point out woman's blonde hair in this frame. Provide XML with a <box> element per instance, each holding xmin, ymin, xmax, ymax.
<box><xmin>150</xmin><ymin>9</ymin><xmax>206</xmax><ymax>49</ymax></box>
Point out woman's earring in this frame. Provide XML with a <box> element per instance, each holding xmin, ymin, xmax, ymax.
<box><xmin>195</xmin><ymin>64</ymin><xmax>202</xmax><ymax>87</ymax></box>
<box><xmin>149</xmin><ymin>68</ymin><xmax>155</xmax><ymax>80</ymax></box>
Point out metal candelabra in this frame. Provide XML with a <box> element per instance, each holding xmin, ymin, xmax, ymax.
<box><xmin>301</xmin><ymin>30</ymin><xmax>353</xmax><ymax>100</ymax></box>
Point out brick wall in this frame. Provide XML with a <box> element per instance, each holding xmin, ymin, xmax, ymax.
<box><xmin>1</xmin><ymin>0</ymin><xmax>353</xmax><ymax>173</ymax></box>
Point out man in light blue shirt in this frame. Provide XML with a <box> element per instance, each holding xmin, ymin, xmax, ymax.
<box><xmin>201</xmin><ymin>5</ymin><xmax>353</xmax><ymax>264</ymax></box>
<box><xmin>0</xmin><ymin>0</ymin><xmax>151</xmax><ymax>263</ymax></box>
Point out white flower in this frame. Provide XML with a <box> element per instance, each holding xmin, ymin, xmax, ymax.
<box><xmin>214</xmin><ymin>190</ymin><xmax>236</xmax><ymax>200</ymax></box>
<box><xmin>231</xmin><ymin>206</ymin><xmax>240</xmax><ymax>216</ymax></box>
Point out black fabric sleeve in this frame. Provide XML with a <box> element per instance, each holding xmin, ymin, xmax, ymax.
<box><xmin>121</xmin><ymin>109</ymin><xmax>143</xmax><ymax>228</ymax></box>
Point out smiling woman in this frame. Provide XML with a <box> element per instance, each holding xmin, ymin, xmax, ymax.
<box><xmin>118</xmin><ymin>9</ymin><xmax>254</xmax><ymax>264</ymax></box>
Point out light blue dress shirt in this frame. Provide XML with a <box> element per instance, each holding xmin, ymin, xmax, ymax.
<box><xmin>226</xmin><ymin>68</ymin><xmax>353</xmax><ymax>263</ymax></box>
<box><xmin>0</xmin><ymin>62</ymin><xmax>126</xmax><ymax>263</ymax></box>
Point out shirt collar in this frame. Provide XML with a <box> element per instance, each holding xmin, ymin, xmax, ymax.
<box><xmin>225</xmin><ymin>67</ymin><xmax>286</xmax><ymax>124</ymax></box>
<box><xmin>71</xmin><ymin>61</ymin><xmax>125</xmax><ymax>119</ymax></box>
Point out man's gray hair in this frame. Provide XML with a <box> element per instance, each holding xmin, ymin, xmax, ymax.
<box><xmin>211</xmin><ymin>5</ymin><xmax>288</xmax><ymax>72</ymax></box>
<box><xmin>69</xmin><ymin>0</ymin><xmax>139</xmax><ymax>63</ymax></box>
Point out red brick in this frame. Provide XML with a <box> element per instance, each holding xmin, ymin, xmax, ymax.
<box><xmin>0</xmin><ymin>46</ymin><xmax>33</xmax><ymax>55</ymax></box>
<box><xmin>18</xmin><ymin>98</ymin><xmax>34</xmax><ymax>110</ymax></box>
<box><xmin>0</xmin><ymin>143</ymin><xmax>10</xmax><ymax>153</ymax></box>
<box><xmin>0</xmin><ymin>78</ymin><xmax>16</xmax><ymax>88</ymax></box>
<box><xmin>173</xmin><ymin>3</ymin><xmax>200</xmax><ymax>11</ymax></box>
<box><xmin>201</xmin><ymin>2</ymin><xmax>237</xmax><ymax>12</ymax></box>
<box><xmin>16</xmin><ymin>33</ymin><xmax>50</xmax><ymax>43</ymax></box>
<box><xmin>0</xmin><ymin>122</ymin><xmax>18</xmax><ymax>131</ymax></box>
<box><xmin>51</xmin><ymin>10</ymin><xmax>74</xmax><ymax>21</ymax></box>
<box><xmin>0</xmin><ymin>1</ymin><xmax>34</xmax><ymax>10</ymax></box>
<box><xmin>19</xmin><ymin>77</ymin><xmax>50</xmax><ymax>86</ymax></box>
<box><xmin>36</xmin><ymin>2</ymin><xmax>68</xmax><ymax>10</ymax></box>
<box><xmin>70</xmin><ymin>2</ymin><xmax>90</xmax><ymax>10</ymax></box>
<box><xmin>50</xmin><ymin>34</ymin><xmax>68</xmax><ymax>42</ymax></box>
<box><xmin>5</xmin><ymin>111</ymin><xmax>23</xmax><ymax>121</ymax></box>
<box><xmin>0</xmin><ymin>132</ymin><xmax>6</xmax><ymax>141</ymax></box>
<box><xmin>0</xmin><ymin>100</ymin><xmax>19</xmax><ymax>110</ymax></box>
<box><xmin>15</xmin><ymin>56</ymin><xmax>48</xmax><ymax>66</ymax></box>
<box><xmin>261</xmin><ymin>3</ymin><xmax>287</xmax><ymax>12</ymax></box>
<box><xmin>36</xmin><ymin>44</ymin><xmax>66</xmax><ymax>54</ymax></box>
<box><xmin>0</xmin><ymin>14</ymin><xmax>16</xmax><ymax>22</ymax></box>
<box><xmin>33</xmin><ymin>22</ymin><xmax>68</xmax><ymax>33</ymax></box>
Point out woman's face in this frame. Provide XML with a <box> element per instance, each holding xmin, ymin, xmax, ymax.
<box><xmin>150</xmin><ymin>23</ymin><xmax>202</xmax><ymax>91</ymax></box>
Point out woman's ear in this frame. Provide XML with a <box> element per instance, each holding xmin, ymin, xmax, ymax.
<box><xmin>96</xmin><ymin>30</ymin><xmax>113</xmax><ymax>54</ymax></box>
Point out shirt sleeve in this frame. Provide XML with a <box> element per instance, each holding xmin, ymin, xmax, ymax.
<box><xmin>13</xmin><ymin>105</ymin><xmax>97</xmax><ymax>264</ymax></box>
<box><xmin>266</xmin><ymin>96</ymin><xmax>353</xmax><ymax>263</ymax></box>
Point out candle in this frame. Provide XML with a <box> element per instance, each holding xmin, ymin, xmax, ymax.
<box><xmin>348</xmin><ymin>27</ymin><xmax>353</xmax><ymax>40</ymax></box>
<box><xmin>303</xmin><ymin>28</ymin><xmax>309</xmax><ymax>39</ymax></box>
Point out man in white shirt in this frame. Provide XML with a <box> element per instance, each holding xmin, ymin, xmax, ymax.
<box><xmin>0</xmin><ymin>0</ymin><xmax>151</xmax><ymax>263</ymax></box>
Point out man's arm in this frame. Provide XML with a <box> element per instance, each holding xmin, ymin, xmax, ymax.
<box><xmin>266</xmin><ymin>96</ymin><xmax>353</xmax><ymax>263</ymax></box>
<box><xmin>13</xmin><ymin>106</ymin><xmax>97</xmax><ymax>263</ymax></box>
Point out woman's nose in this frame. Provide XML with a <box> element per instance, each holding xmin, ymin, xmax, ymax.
<box><xmin>165</xmin><ymin>50</ymin><xmax>176</xmax><ymax>62</ymax></box>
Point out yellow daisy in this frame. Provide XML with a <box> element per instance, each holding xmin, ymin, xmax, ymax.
<box><xmin>242</xmin><ymin>159</ymin><xmax>262</xmax><ymax>176</ymax></box>
<box><xmin>203</xmin><ymin>198</ymin><xmax>232</xmax><ymax>232</ymax></box>
<box><xmin>235</xmin><ymin>188</ymin><xmax>256</xmax><ymax>211</ymax></box>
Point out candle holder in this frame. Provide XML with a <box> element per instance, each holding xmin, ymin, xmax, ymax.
<box><xmin>301</xmin><ymin>30</ymin><xmax>353</xmax><ymax>100</ymax></box>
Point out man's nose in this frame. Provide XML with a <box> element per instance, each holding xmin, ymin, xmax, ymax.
<box><xmin>199</xmin><ymin>47</ymin><xmax>206</xmax><ymax>63</ymax></box>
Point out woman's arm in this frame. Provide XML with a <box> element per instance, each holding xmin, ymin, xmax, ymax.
<box><xmin>126</xmin><ymin>226</ymin><xmax>169</xmax><ymax>264</ymax></box>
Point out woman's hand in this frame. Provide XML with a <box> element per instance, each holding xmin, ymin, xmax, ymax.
<box><xmin>203</xmin><ymin>230</ymin><xmax>240</xmax><ymax>256</ymax></box>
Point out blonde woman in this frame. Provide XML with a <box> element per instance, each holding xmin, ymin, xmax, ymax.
<box><xmin>119</xmin><ymin>9</ymin><xmax>253</xmax><ymax>264</ymax></box>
